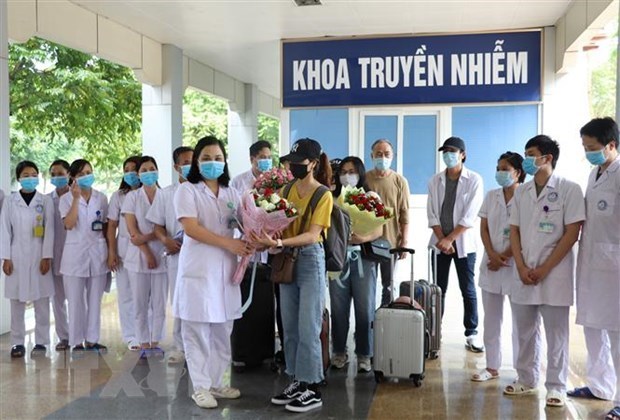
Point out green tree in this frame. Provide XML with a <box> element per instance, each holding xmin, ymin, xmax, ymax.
<box><xmin>589</xmin><ymin>32</ymin><xmax>617</xmax><ymax>118</ymax></box>
<box><xmin>183</xmin><ymin>89</ymin><xmax>228</xmax><ymax>146</ymax></box>
<box><xmin>258</xmin><ymin>113</ymin><xmax>280</xmax><ymax>156</ymax></box>
<box><xmin>9</xmin><ymin>37</ymin><xmax>142</xmax><ymax>188</ymax></box>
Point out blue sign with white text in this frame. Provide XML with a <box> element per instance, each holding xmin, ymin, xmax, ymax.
<box><xmin>282</xmin><ymin>31</ymin><xmax>541</xmax><ymax>107</ymax></box>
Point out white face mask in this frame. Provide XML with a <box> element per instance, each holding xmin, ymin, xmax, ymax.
<box><xmin>339</xmin><ymin>173</ymin><xmax>359</xmax><ymax>187</ymax></box>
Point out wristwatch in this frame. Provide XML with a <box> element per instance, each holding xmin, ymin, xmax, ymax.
<box><xmin>276</xmin><ymin>239</ymin><xmax>283</xmax><ymax>249</ymax></box>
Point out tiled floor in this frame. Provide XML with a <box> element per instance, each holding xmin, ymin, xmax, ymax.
<box><xmin>0</xmin><ymin>283</ymin><xmax>615</xmax><ymax>419</ymax></box>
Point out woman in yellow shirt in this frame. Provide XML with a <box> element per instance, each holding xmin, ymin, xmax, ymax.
<box><xmin>253</xmin><ymin>138</ymin><xmax>332</xmax><ymax>413</ymax></box>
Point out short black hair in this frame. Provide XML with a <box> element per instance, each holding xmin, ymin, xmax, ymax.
<box><xmin>498</xmin><ymin>151</ymin><xmax>526</xmax><ymax>183</ymax></box>
<box><xmin>525</xmin><ymin>135</ymin><xmax>560</xmax><ymax>169</ymax></box>
<box><xmin>187</xmin><ymin>136</ymin><xmax>231</xmax><ymax>187</ymax></box>
<box><xmin>16</xmin><ymin>160</ymin><xmax>39</xmax><ymax>179</ymax></box>
<box><xmin>333</xmin><ymin>156</ymin><xmax>367</xmax><ymax>197</ymax></box>
<box><xmin>249</xmin><ymin>140</ymin><xmax>271</xmax><ymax>157</ymax></box>
<box><xmin>173</xmin><ymin>146</ymin><xmax>194</xmax><ymax>164</ymax></box>
<box><xmin>137</xmin><ymin>155</ymin><xmax>159</xmax><ymax>172</ymax></box>
<box><xmin>49</xmin><ymin>159</ymin><xmax>70</xmax><ymax>172</ymax></box>
<box><xmin>68</xmin><ymin>159</ymin><xmax>92</xmax><ymax>185</ymax></box>
<box><xmin>580</xmin><ymin>117</ymin><xmax>619</xmax><ymax>148</ymax></box>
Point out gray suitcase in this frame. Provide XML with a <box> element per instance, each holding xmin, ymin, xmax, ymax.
<box><xmin>373</xmin><ymin>247</ymin><xmax>425</xmax><ymax>387</ymax></box>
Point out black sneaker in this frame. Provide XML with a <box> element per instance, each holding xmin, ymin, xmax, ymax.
<box><xmin>271</xmin><ymin>380</ymin><xmax>303</xmax><ymax>405</ymax></box>
<box><xmin>285</xmin><ymin>388</ymin><xmax>323</xmax><ymax>413</ymax></box>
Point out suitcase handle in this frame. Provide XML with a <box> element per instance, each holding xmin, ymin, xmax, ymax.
<box><xmin>427</xmin><ymin>246</ymin><xmax>438</xmax><ymax>285</ymax></box>
<box><xmin>389</xmin><ymin>247</ymin><xmax>415</xmax><ymax>255</ymax></box>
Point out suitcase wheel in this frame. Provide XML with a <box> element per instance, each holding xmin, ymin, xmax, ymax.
<box><xmin>410</xmin><ymin>374</ymin><xmax>423</xmax><ymax>387</ymax></box>
<box><xmin>374</xmin><ymin>371</ymin><xmax>385</xmax><ymax>383</ymax></box>
<box><xmin>429</xmin><ymin>350</ymin><xmax>439</xmax><ymax>360</ymax></box>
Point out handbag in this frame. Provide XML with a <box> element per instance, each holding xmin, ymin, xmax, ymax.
<box><xmin>361</xmin><ymin>238</ymin><xmax>392</xmax><ymax>263</ymax></box>
<box><xmin>270</xmin><ymin>248</ymin><xmax>298</xmax><ymax>284</ymax></box>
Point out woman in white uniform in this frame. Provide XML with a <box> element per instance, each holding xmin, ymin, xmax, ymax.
<box><xmin>48</xmin><ymin>159</ymin><xmax>71</xmax><ymax>351</ymax></box>
<box><xmin>1</xmin><ymin>161</ymin><xmax>54</xmax><ymax>358</ymax></box>
<box><xmin>570</xmin><ymin>118</ymin><xmax>620</xmax><ymax>420</ymax></box>
<box><xmin>60</xmin><ymin>159</ymin><xmax>110</xmax><ymax>352</ymax></box>
<box><xmin>106</xmin><ymin>156</ymin><xmax>141</xmax><ymax>351</ymax></box>
<box><xmin>174</xmin><ymin>136</ymin><xmax>253</xmax><ymax>409</ymax></box>
<box><xmin>122</xmin><ymin>156</ymin><xmax>167</xmax><ymax>355</ymax></box>
<box><xmin>471</xmin><ymin>152</ymin><xmax>524</xmax><ymax>382</ymax></box>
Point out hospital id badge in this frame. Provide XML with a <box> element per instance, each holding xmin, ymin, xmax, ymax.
<box><xmin>538</xmin><ymin>221</ymin><xmax>555</xmax><ymax>234</ymax></box>
<box><xmin>502</xmin><ymin>228</ymin><xmax>510</xmax><ymax>239</ymax></box>
<box><xmin>33</xmin><ymin>226</ymin><xmax>44</xmax><ymax>238</ymax></box>
<box><xmin>91</xmin><ymin>220</ymin><xmax>104</xmax><ymax>232</ymax></box>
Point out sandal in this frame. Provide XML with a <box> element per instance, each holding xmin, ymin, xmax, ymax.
<box><xmin>471</xmin><ymin>369</ymin><xmax>499</xmax><ymax>382</ymax></box>
<box><xmin>567</xmin><ymin>386</ymin><xmax>604</xmax><ymax>400</ymax></box>
<box><xmin>55</xmin><ymin>340</ymin><xmax>69</xmax><ymax>351</ymax></box>
<box><xmin>503</xmin><ymin>382</ymin><xmax>537</xmax><ymax>395</ymax></box>
<box><xmin>85</xmin><ymin>343</ymin><xmax>108</xmax><ymax>352</ymax></box>
<box><xmin>546</xmin><ymin>390</ymin><xmax>566</xmax><ymax>407</ymax></box>
<box><xmin>31</xmin><ymin>344</ymin><xmax>46</xmax><ymax>356</ymax></box>
<box><xmin>72</xmin><ymin>344</ymin><xmax>85</xmax><ymax>351</ymax></box>
<box><xmin>10</xmin><ymin>345</ymin><xmax>25</xmax><ymax>358</ymax></box>
<box><xmin>127</xmin><ymin>341</ymin><xmax>140</xmax><ymax>352</ymax></box>
<box><xmin>606</xmin><ymin>406</ymin><xmax>620</xmax><ymax>420</ymax></box>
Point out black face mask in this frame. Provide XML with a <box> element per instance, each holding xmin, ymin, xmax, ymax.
<box><xmin>290</xmin><ymin>163</ymin><xmax>310</xmax><ymax>180</ymax></box>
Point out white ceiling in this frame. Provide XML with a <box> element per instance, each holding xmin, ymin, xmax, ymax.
<box><xmin>71</xmin><ymin>0</ymin><xmax>573</xmax><ymax>97</ymax></box>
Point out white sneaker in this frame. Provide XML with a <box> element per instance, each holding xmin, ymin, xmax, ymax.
<box><xmin>167</xmin><ymin>350</ymin><xmax>185</xmax><ymax>364</ymax></box>
<box><xmin>357</xmin><ymin>356</ymin><xmax>372</xmax><ymax>373</ymax></box>
<box><xmin>331</xmin><ymin>353</ymin><xmax>348</xmax><ymax>369</ymax></box>
<box><xmin>191</xmin><ymin>389</ymin><xmax>218</xmax><ymax>409</ymax></box>
<box><xmin>465</xmin><ymin>335</ymin><xmax>484</xmax><ymax>353</ymax></box>
<box><xmin>210</xmin><ymin>386</ymin><xmax>241</xmax><ymax>399</ymax></box>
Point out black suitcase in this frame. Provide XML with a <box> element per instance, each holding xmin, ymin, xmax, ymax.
<box><xmin>399</xmin><ymin>247</ymin><xmax>442</xmax><ymax>359</ymax></box>
<box><xmin>231</xmin><ymin>262</ymin><xmax>276</xmax><ymax>372</ymax></box>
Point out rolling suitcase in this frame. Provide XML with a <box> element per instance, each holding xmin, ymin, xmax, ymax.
<box><xmin>399</xmin><ymin>246</ymin><xmax>442</xmax><ymax>359</ymax></box>
<box><xmin>231</xmin><ymin>261</ymin><xmax>276</xmax><ymax>372</ymax></box>
<box><xmin>373</xmin><ymin>247</ymin><xmax>426</xmax><ymax>387</ymax></box>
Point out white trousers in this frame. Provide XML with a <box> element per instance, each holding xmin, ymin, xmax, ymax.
<box><xmin>167</xmin><ymin>256</ymin><xmax>182</xmax><ymax>351</ymax></box>
<box><xmin>115</xmin><ymin>267</ymin><xmax>136</xmax><ymax>343</ymax></box>
<box><xmin>52</xmin><ymin>274</ymin><xmax>69</xmax><ymax>341</ymax></box>
<box><xmin>11</xmin><ymin>298</ymin><xmax>50</xmax><ymax>346</ymax></box>
<box><xmin>181</xmin><ymin>319</ymin><xmax>233</xmax><ymax>392</ymax></box>
<box><xmin>584</xmin><ymin>326</ymin><xmax>620</xmax><ymax>405</ymax></box>
<box><xmin>511</xmin><ymin>303</ymin><xmax>569</xmax><ymax>392</ymax></box>
<box><xmin>482</xmin><ymin>290</ymin><xmax>518</xmax><ymax>370</ymax></box>
<box><xmin>128</xmin><ymin>271</ymin><xmax>168</xmax><ymax>344</ymax></box>
<box><xmin>63</xmin><ymin>275</ymin><xmax>107</xmax><ymax>346</ymax></box>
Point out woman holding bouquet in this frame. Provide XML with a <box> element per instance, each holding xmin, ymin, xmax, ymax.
<box><xmin>173</xmin><ymin>136</ymin><xmax>254</xmax><ymax>409</ymax></box>
<box><xmin>253</xmin><ymin>138</ymin><xmax>333</xmax><ymax>413</ymax></box>
<box><xmin>330</xmin><ymin>157</ymin><xmax>381</xmax><ymax>373</ymax></box>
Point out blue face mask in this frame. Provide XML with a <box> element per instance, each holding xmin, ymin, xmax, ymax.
<box><xmin>442</xmin><ymin>152</ymin><xmax>460</xmax><ymax>169</ymax></box>
<box><xmin>19</xmin><ymin>177</ymin><xmax>39</xmax><ymax>192</ymax></box>
<box><xmin>586</xmin><ymin>149</ymin><xmax>607</xmax><ymax>166</ymax></box>
<box><xmin>180</xmin><ymin>165</ymin><xmax>191</xmax><ymax>180</ymax></box>
<box><xmin>77</xmin><ymin>174</ymin><xmax>95</xmax><ymax>189</ymax></box>
<box><xmin>123</xmin><ymin>172</ymin><xmax>140</xmax><ymax>187</ymax></box>
<box><xmin>50</xmin><ymin>176</ymin><xmax>68</xmax><ymax>188</ymax></box>
<box><xmin>200</xmin><ymin>161</ymin><xmax>225</xmax><ymax>180</ymax></box>
<box><xmin>495</xmin><ymin>171</ymin><xmax>515</xmax><ymax>188</ymax></box>
<box><xmin>522</xmin><ymin>156</ymin><xmax>540</xmax><ymax>175</ymax></box>
<box><xmin>373</xmin><ymin>157</ymin><xmax>392</xmax><ymax>171</ymax></box>
<box><xmin>257</xmin><ymin>159</ymin><xmax>273</xmax><ymax>172</ymax></box>
<box><xmin>139</xmin><ymin>171</ymin><xmax>159</xmax><ymax>187</ymax></box>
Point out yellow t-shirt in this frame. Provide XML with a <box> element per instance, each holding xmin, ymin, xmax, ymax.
<box><xmin>283</xmin><ymin>183</ymin><xmax>333</xmax><ymax>240</ymax></box>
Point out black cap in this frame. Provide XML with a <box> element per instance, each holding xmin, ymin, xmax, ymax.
<box><xmin>282</xmin><ymin>138</ymin><xmax>322</xmax><ymax>163</ymax></box>
<box><xmin>438</xmin><ymin>136</ymin><xmax>466</xmax><ymax>152</ymax></box>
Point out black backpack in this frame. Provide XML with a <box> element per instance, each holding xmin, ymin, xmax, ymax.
<box><xmin>283</xmin><ymin>182</ymin><xmax>351</xmax><ymax>272</ymax></box>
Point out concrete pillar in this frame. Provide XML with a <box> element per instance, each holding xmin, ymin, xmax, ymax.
<box><xmin>228</xmin><ymin>83</ymin><xmax>258</xmax><ymax>178</ymax></box>
<box><xmin>142</xmin><ymin>44</ymin><xmax>183</xmax><ymax>186</ymax></box>
<box><xmin>0</xmin><ymin>0</ymin><xmax>11</xmax><ymax>333</ymax></box>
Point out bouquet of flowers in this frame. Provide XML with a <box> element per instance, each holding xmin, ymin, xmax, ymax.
<box><xmin>231</xmin><ymin>168</ymin><xmax>297</xmax><ymax>285</ymax></box>
<box><xmin>336</xmin><ymin>185</ymin><xmax>394</xmax><ymax>236</ymax></box>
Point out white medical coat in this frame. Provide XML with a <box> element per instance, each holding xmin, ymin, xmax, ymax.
<box><xmin>108</xmin><ymin>190</ymin><xmax>131</xmax><ymax>260</ymax></box>
<box><xmin>173</xmin><ymin>182</ymin><xmax>242</xmax><ymax>323</ymax></box>
<box><xmin>49</xmin><ymin>190</ymin><xmax>68</xmax><ymax>277</ymax></box>
<box><xmin>509</xmin><ymin>174</ymin><xmax>585</xmax><ymax>306</ymax></box>
<box><xmin>576</xmin><ymin>157</ymin><xmax>620</xmax><ymax>331</ymax></box>
<box><xmin>0</xmin><ymin>191</ymin><xmax>55</xmax><ymax>301</ymax></box>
